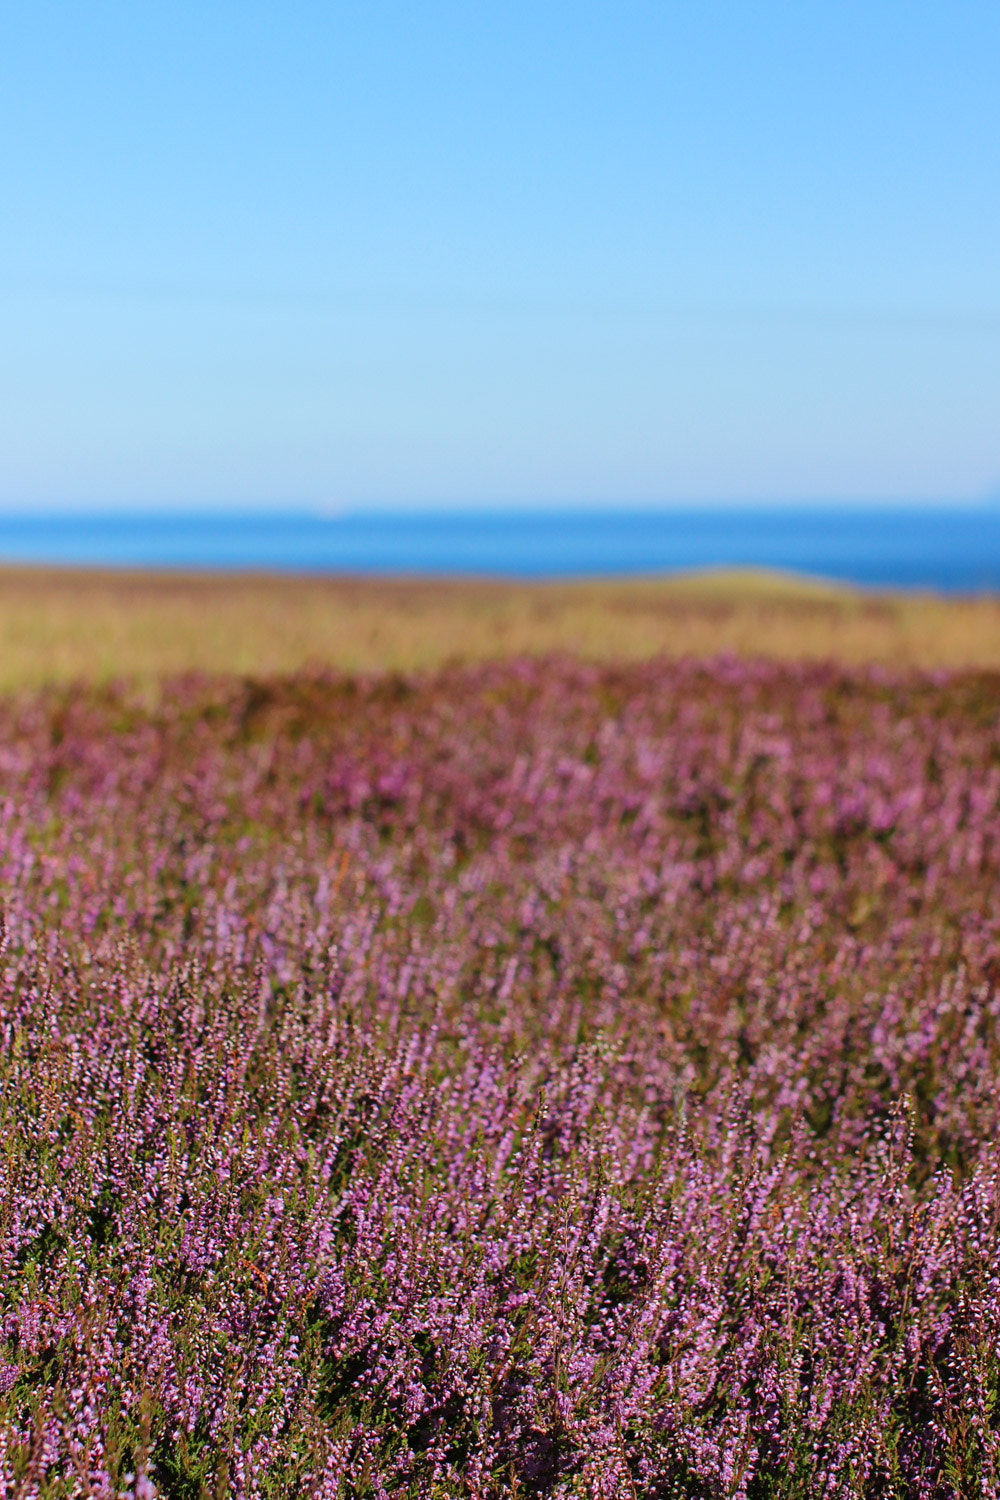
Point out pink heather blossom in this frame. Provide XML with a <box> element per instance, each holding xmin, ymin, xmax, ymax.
<box><xmin>0</xmin><ymin>659</ymin><xmax>998</xmax><ymax>1494</ymax></box>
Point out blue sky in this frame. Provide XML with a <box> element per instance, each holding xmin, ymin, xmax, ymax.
<box><xmin>1</xmin><ymin>0</ymin><xmax>998</xmax><ymax>511</ymax></box>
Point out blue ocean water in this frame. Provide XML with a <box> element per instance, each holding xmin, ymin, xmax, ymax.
<box><xmin>1</xmin><ymin>508</ymin><xmax>999</xmax><ymax>591</ymax></box>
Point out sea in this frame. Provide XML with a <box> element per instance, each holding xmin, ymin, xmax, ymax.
<box><xmin>1</xmin><ymin>507</ymin><xmax>1000</xmax><ymax>591</ymax></box>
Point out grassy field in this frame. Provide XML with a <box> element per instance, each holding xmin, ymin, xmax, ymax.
<box><xmin>4</xmin><ymin>565</ymin><xmax>1000</xmax><ymax>685</ymax></box>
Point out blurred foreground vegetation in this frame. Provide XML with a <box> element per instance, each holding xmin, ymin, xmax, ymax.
<box><xmin>4</xmin><ymin>565</ymin><xmax>1000</xmax><ymax>685</ymax></box>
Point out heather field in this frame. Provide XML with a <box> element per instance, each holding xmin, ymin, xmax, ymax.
<box><xmin>3</xmin><ymin>652</ymin><xmax>1000</xmax><ymax>1496</ymax></box>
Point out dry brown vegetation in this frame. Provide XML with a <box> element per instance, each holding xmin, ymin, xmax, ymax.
<box><xmin>3</xmin><ymin>565</ymin><xmax>1000</xmax><ymax>686</ymax></box>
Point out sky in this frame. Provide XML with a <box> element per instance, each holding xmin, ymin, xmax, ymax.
<box><xmin>1</xmin><ymin>0</ymin><xmax>998</xmax><ymax>512</ymax></box>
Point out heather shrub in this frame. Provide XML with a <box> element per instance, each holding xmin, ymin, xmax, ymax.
<box><xmin>1</xmin><ymin>658</ymin><xmax>999</xmax><ymax>1496</ymax></box>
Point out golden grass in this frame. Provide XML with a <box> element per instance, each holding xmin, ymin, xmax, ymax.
<box><xmin>3</xmin><ymin>566</ymin><xmax>1000</xmax><ymax>688</ymax></box>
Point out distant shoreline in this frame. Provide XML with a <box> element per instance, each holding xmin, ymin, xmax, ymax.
<box><xmin>0</xmin><ymin>559</ymin><xmax>990</xmax><ymax>605</ymax></box>
<box><xmin>0</xmin><ymin>506</ymin><xmax>999</xmax><ymax>590</ymax></box>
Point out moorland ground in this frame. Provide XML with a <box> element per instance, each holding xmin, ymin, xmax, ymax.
<box><xmin>5</xmin><ymin>566</ymin><xmax>1000</xmax><ymax>687</ymax></box>
<box><xmin>2</xmin><ymin>572</ymin><xmax>1000</xmax><ymax>1496</ymax></box>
